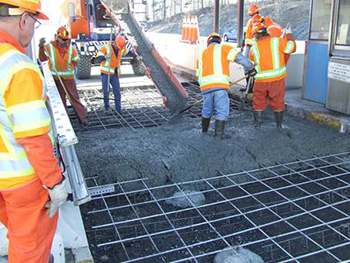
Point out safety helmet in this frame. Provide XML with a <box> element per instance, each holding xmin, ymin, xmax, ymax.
<box><xmin>207</xmin><ymin>33</ymin><xmax>222</xmax><ymax>47</ymax></box>
<box><xmin>252</xmin><ymin>22</ymin><xmax>266</xmax><ymax>35</ymax></box>
<box><xmin>114</xmin><ymin>36</ymin><xmax>126</xmax><ymax>50</ymax></box>
<box><xmin>248</xmin><ymin>4</ymin><xmax>259</xmax><ymax>16</ymax></box>
<box><xmin>0</xmin><ymin>0</ymin><xmax>48</xmax><ymax>20</ymax></box>
<box><xmin>56</xmin><ymin>26</ymin><xmax>70</xmax><ymax>40</ymax></box>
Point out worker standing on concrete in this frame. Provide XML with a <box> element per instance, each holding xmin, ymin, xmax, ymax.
<box><xmin>244</xmin><ymin>4</ymin><xmax>260</xmax><ymax>57</ymax></box>
<box><xmin>95</xmin><ymin>35</ymin><xmax>138</xmax><ymax>113</ymax></box>
<box><xmin>39</xmin><ymin>26</ymin><xmax>88</xmax><ymax>126</ymax></box>
<box><xmin>249</xmin><ymin>22</ymin><xmax>296</xmax><ymax>129</ymax></box>
<box><xmin>196</xmin><ymin>33</ymin><xmax>256</xmax><ymax>139</ymax></box>
<box><xmin>0</xmin><ymin>1</ymin><xmax>68</xmax><ymax>262</ymax></box>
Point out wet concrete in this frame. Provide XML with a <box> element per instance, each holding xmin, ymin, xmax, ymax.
<box><xmin>118</xmin><ymin>13</ymin><xmax>187</xmax><ymax>112</ymax></box>
<box><xmin>75</xmin><ymin>108</ymin><xmax>350</xmax><ymax>187</ymax></box>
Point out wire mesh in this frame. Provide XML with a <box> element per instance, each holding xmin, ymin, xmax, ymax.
<box><xmin>81</xmin><ymin>152</ymin><xmax>350</xmax><ymax>263</ymax></box>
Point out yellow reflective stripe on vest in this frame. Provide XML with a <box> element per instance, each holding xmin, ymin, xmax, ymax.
<box><xmin>0</xmin><ymin>150</ymin><xmax>27</xmax><ymax>160</ymax></box>
<box><xmin>255</xmin><ymin>66</ymin><xmax>286</xmax><ymax>79</ymax></box>
<box><xmin>198</xmin><ymin>75</ymin><xmax>230</xmax><ymax>87</ymax></box>
<box><xmin>213</xmin><ymin>45</ymin><xmax>223</xmax><ymax>75</ymax></box>
<box><xmin>100</xmin><ymin>66</ymin><xmax>115</xmax><ymax>73</ymax></box>
<box><xmin>284</xmin><ymin>40</ymin><xmax>295</xmax><ymax>54</ymax></box>
<box><xmin>13</xmin><ymin>118</ymin><xmax>51</xmax><ymax>134</ymax></box>
<box><xmin>271</xmin><ymin>38</ymin><xmax>280</xmax><ymax>69</ymax></box>
<box><xmin>0</xmin><ymin>167</ymin><xmax>35</xmax><ymax>178</ymax></box>
<box><xmin>227</xmin><ymin>48</ymin><xmax>239</xmax><ymax>61</ymax></box>
<box><xmin>251</xmin><ymin>45</ymin><xmax>261</xmax><ymax>72</ymax></box>
<box><xmin>7</xmin><ymin>100</ymin><xmax>45</xmax><ymax>115</ymax></box>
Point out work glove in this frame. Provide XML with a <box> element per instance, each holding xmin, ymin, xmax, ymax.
<box><xmin>44</xmin><ymin>177</ymin><xmax>68</xmax><ymax>218</ymax></box>
<box><xmin>284</xmin><ymin>23</ymin><xmax>292</xmax><ymax>35</ymax></box>
<box><xmin>137</xmin><ymin>55</ymin><xmax>143</xmax><ymax>61</ymax></box>
<box><xmin>247</xmin><ymin>68</ymin><xmax>257</xmax><ymax>77</ymax></box>
<box><xmin>39</xmin><ymin>37</ymin><xmax>46</xmax><ymax>48</ymax></box>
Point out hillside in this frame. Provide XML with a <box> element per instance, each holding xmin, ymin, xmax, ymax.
<box><xmin>147</xmin><ymin>0</ymin><xmax>310</xmax><ymax>40</ymax></box>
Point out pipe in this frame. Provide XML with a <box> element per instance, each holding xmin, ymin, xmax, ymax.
<box><xmin>237</xmin><ymin>0</ymin><xmax>244</xmax><ymax>48</ymax></box>
<box><xmin>213</xmin><ymin>0</ymin><xmax>220</xmax><ymax>33</ymax></box>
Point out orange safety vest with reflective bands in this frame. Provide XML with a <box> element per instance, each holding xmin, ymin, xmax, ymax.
<box><xmin>249</xmin><ymin>36</ymin><xmax>296</xmax><ymax>82</ymax></box>
<box><xmin>196</xmin><ymin>43</ymin><xmax>240</xmax><ymax>91</ymax></box>
<box><xmin>0</xmin><ymin>43</ymin><xmax>51</xmax><ymax>190</ymax></box>
<box><xmin>44</xmin><ymin>41</ymin><xmax>80</xmax><ymax>80</ymax></box>
<box><xmin>97</xmin><ymin>44</ymin><xmax>128</xmax><ymax>75</ymax></box>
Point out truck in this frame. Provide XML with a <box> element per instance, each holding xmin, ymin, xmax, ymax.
<box><xmin>61</xmin><ymin>0</ymin><xmax>144</xmax><ymax>79</ymax></box>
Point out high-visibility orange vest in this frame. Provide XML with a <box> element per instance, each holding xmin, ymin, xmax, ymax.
<box><xmin>196</xmin><ymin>43</ymin><xmax>240</xmax><ymax>91</ymax></box>
<box><xmin>249</xmin><ymin>35</ymin><xmax>296</xmax><ymax>82</ymax></box>
<box><xmin>97</xmin><ymin>44</ymin><xmax>128</xmax><ymax>75</ymax></box>
<box><xmin>44</xmin><ymin>41</ymin><xmax>80</xmax><ymax>80</ymax></box>
<box><xmin>245</xmin><ymin>18</ymin><xmax>255</xmax><ymax>46</ymax></box>
<box><xmin>0</xmin><ymin>40</ymin><xmax>52</xmax><ymax>190</ymax></box>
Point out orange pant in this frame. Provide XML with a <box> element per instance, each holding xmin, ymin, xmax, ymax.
<box><xmin>0</xmin><ymin>179</ymin><xmax>58</xmax><ymax>263</ymax></box>
<box><xmin>253</xmin><ymin>78</ymin><xmax>285</xmax><ymax>111</ymax></box>
<box><xmin>54</xmin><ymin>78</ymin><xmax>87</xmax><ymax>124</ymax></box>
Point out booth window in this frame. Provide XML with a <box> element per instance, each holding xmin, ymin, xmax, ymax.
<box><xmin>335</xmin><ymin>0</ymin><xmax>350</xmax><ymax>45</ymax></box>
<box><xmin>309</xmin><ymin>0</ymin><xmax>331</xmax><ymax>40</ymax></box>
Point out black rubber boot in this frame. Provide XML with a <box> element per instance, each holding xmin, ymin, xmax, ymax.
<box><xmin>202</xmin><ymin>117</ymin><xmax>210</xmax><ymax>133</ymax></box>
<box><xmin>215</xmin><ymin>120</ymin><xmax>230</xmax><ymax>139</ymax></box>
<box><xmin>48</xmin><ymin>254</ymin><xmax>54</xmax><ymax>263</ymax></box>
<box><xmin>274</xmin><ymin>111</ymin><xmax>283</xmax><ymax>128</ymax></box>
<box><xmin>253</xmin><ymin>111</ymin><xmax>262</xmax><ymax>129</ymax></box>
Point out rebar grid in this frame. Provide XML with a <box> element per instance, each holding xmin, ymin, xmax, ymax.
<box><xmin>82</xmin><ymin>152</ymin><xmax>350</xmax><ymax>262</ymax></box>
<box><xmin>69</xmin><ymin>85</ymin><xmax>169</xmax><ymax>132</ymax></box>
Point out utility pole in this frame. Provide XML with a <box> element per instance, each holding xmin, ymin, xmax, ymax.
<box><xmin>237</xmin><ymin>0</ymin><xmax>244</xmax><ymax>48</ymax></box>
<box><xmin>213</xmin><ymin>0</ymin><xmax>219</xmax><ymax>32</ymax></box>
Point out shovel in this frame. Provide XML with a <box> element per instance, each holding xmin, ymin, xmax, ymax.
<box><xmin>168</xmin><ymin>74</ymin><xmax>248</xmax><ymax>123</ymax></box>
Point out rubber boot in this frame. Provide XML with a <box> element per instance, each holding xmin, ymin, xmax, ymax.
<box><xmin>215</xmin><ymin>120</ymin><xmax>230</xmax><ymax>139</ymax></box>
<box><xmin>202</xmin><ymin>117</ymin><xmax>210</xmax><ymax>133</ymax></box>
<box><xmin>274</xmin><ymin>111</ymin><xmax>283</xmax><ymax>128</ymax></box>
<box><xmin>253</xmin><ymin>111</ymin><xmax>262</xmax><ymax>129</ymax></box>
<box><xmin>48</xmin><ymin>254</ymin><xmax>54</xmax><ymax>263</ymax></box>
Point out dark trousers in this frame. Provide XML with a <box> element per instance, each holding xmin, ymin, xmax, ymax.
<box><xmin>101</xmin><ymin>73</ymin><xmax>121</xmax><ymax>112</ymax></box>
<box><xmin>54</xmin><ymin>78</ymin><xmax>87</xmax><ymax>124</ymax></box>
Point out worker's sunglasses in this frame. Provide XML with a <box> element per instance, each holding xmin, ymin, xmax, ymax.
<box><xmin>26</xmin><ymin>12</ymin><xmax>41</xmax><ymax>29</ymax></box>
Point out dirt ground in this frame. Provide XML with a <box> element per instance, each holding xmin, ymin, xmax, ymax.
<box><xmin>75</xmin><ymin>108</ymin><xmax>350</xmax><ymax>188</ymax></box>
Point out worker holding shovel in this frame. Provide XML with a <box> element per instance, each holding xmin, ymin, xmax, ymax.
<box><xmin>39</xmin><ymin>26</ymin><xmax>88</xmax><ymax>126</ymax></box>
<box><xmin>196</xmin><ymin>33</ymin><xmax>256</xmax><ymax>139</ymax></box>
<box><xmin>95</xmin><ymin>35</ymin><xmax>139</xmax><ymax>113</ymax></box>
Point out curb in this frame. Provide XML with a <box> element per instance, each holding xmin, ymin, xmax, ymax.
<box><xmin>285</xmin><ymin>103</ymin><xmax>349</xmax><ymax>133</ymax></box>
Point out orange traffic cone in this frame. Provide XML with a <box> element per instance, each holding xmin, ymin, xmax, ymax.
<box><xmin>181</xmin><ymin>16</ymin><xmax>187</xmax><ymax>41</ymax></box>
<box><xmin>192</xmin><ymin>15</ymin><xmax>199</xmax><ymax>43</ymax></box>
<box><xmin>188</xmin><ymin>15</ymin><xmax>195</xmax><ymax>43</ymax></box>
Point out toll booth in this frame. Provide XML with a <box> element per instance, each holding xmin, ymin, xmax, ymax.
<box><xmin>326</xmin><ymin>0</ymin><xmax>350</xmax><ymax>114</ymax></box>
<box><xmin>303</xmin><ymin>0</ymin><xmax>350</xmax><ymax>114</ymax></box>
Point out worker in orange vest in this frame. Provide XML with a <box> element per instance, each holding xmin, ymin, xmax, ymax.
<box><xmin>252</xmin><ymin>14</ymin><xmax>283</xmax><ymax>38</ymax></box>
<box><xmin>95</xmin><ymin>35</ymin><xmax>138</xmax><ymax>112</ymax></box>
<box><xmin>249</xmin><ymin>22</ymin><xmax>296</xmax><ymax>129</ymax></box>
<box><xmin>39</xmin><ymin>26</ymin><xmax>88</xmax><ymax>125</ymax></box>
<box><xmin>196</xmin><ymin>33</ymin><xmax>256</xmax><ymax>139</ymax></box>
<box><xmin>0</xmin><ymin>1</ymin><xmax>67</xmax><ymax>263</ymax></box>
<box><xmin>243</xmin><ymin>4</ymin><xmax>260</xmax><ymax>57</ymax></box>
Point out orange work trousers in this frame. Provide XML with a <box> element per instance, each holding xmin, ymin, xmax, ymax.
<box><xmin>0</xmin><ymin>179</ymin><xmax>58</xmax><ymax>263</ymax></box>
<box><xmin>54</xmin><ymin>78</ymin><xmax>88</xmax><ymax>124</ymax></box>
<box><xmin>253</xmin><ymin>78</ymin><xmax>285</xmax><ymax>111</ymax></box>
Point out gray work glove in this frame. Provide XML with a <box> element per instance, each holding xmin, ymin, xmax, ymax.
<box><xmin>284</xmin><ymin>23</ymin><xmax>292</xmax><ymax>35</ymax></box>
<box><xmin>39</xmin><ymin>37</ymin><xmax>46</xmax><ymax>48</ymax></box>
<box><xmin>44</xmin><ymin>178</ymin><xmax>68</xmax><ymax>218</ymax></box>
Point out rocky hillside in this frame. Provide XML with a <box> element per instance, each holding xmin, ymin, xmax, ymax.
<box><xmin>147</xmin><ymin>0</ymin><xmax>310</xmax><ymax>40</ymax></box>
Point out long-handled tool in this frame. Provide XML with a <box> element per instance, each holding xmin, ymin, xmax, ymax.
<box><xmin>168</xmin><ymin>74</ymin><xmax>249</xmax><ymax>123</ymax></box>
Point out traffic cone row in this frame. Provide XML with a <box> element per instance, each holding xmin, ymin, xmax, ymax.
<box><xmin>181</xmin><ymin>15</ymin><xmax>199</xmax><ymax>44</ymax></box>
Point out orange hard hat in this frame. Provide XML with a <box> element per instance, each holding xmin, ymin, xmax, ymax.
<box><xmin>114</xmin><ymin>36</ymin><xmax>126</xmax><ymax>49</ymax></box>
<box><xmin>248</xmin><ymin>4</ymin><xmax>259</xmax><ymax>16</ymax></box>
<box><xmin>0</xmin><ymin>0</ymin><xmax>49</xmax><ymax>20</ymax></box>
<box><xmin>252</xmin><ymin>22</ymin><xmax>266</xmax><ymax>35</ymax></box>
<box><xmin>207</xmin><ymin>33</ymin><xmax>221</xmax><ymax>47</ymax></box>
<box><xmin>56</xmin><ymin>26</ymin><xmax>70</xmax><ymax>40</ymax></box>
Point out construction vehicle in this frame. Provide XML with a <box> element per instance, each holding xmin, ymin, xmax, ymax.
<box><xmin>61</xmin><ymin>0</ymin><xmax>144</xmax><ymax>79</ymax></box>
